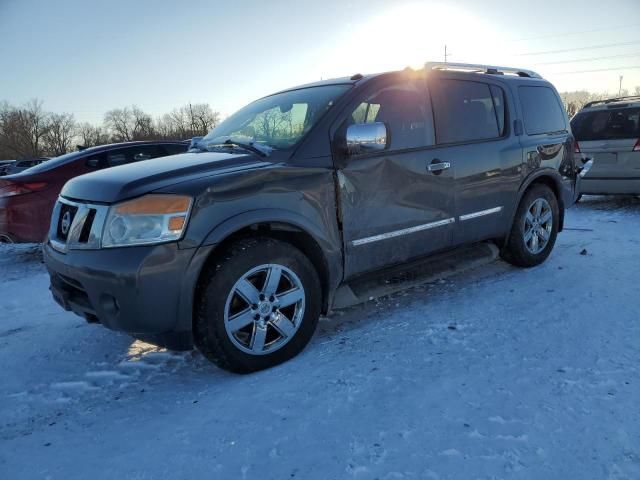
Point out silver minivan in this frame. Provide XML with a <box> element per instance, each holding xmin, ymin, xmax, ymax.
<box><xmin>571</xmin><ymin>96</ymin><xmax>640</xmax><ymax>198</ymax></box>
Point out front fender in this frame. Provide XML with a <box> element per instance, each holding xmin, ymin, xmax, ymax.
<box><xmin>201</xmin><ymin>208</ymin><xmax>338</xmax><ymax>254</ymax></box>
<box><xmin>173</xmin><ymin>208</ymin><xmax>343</xmax><ymax>332</ymax></box>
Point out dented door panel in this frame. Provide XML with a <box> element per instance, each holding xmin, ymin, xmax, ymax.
<box><xmin>338</xmin><ymin>149</ymin><xmax>454</xmax><ymax>278</ymax></box>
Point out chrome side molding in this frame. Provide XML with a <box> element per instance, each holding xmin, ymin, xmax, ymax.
<box><xmin>459</xmin><ymin>206</ymin><xmax>503</xmax><ymax>222</ymax></box>
<box><xmin>351</xmin><ymin>218</ymin><xmax>455</xmax><ymax>246</ymax></box>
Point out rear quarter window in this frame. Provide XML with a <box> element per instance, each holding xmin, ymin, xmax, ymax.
<box><xmin>518</xmin><ymin>86</ymin><xmax>567</xmax><ymax>135</ymax></box>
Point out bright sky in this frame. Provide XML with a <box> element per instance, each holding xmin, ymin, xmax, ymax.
<box><xmin>1</xmin><ymin>0</ymin><xmax>639</xmax><ymax>124</ymax></box>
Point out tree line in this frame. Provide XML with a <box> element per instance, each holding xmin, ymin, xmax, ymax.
<box><xmin>0</xmin><ymin>99</ymin><xmax>220</xmax><ymax>160</ymax></box>
<box><xmin>559</xmin><ymin>86</ymin><xmax>640</xmax><ymax>117</ymax></box>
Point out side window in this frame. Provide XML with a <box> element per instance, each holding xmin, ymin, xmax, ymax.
<box><xmin>85</xmin><ymin>154</ymin><xmax>105</xmax><ymax>168</ymax></box>
<box><xmin>107</xmin><ymin>146</ymin><xmax>162</xmax><ymax>167</ymax></box>
<box><xmin>346</xmin><ymin>80</ymin><xmax>433</xmax><ymax>150</ymax></box>
<box><xmin>518</xmin><ymin>86</ymin><xmax>566</xmax><ymax>135</ymax></box>
<box><xmin>162</xmin><ymin>144</ymin><xmax>188</xmax><ymax>155</ymax></box>
<box><xmin>431</xmin><ymin>80</ymin><xmax>502</xmax><ymax>144</ymax></box>
<box><xmin>129</xmin><ymin>145</ymin><xmax>162</xmax><ymax>162</ymax></box>
<box><xmin>107</xmin><ymin>151</ymin><xmax>127</xmax><ymax>167</ymax></box>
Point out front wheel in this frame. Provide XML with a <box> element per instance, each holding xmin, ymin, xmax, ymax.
<box><xmin>194</xmin><ymin>237</ymin><xmax>321</xmax><ymax>373</ymax></box>
<box><xmin>501</xmin><ymin>184</ymin><xmax>559</xmax><ymax>268</ymax></box>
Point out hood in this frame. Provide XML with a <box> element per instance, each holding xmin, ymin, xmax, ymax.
<box><xmin>61</xmin><ymin>151</ymin><xmax>269</xmax><ymax>203</ymax></box>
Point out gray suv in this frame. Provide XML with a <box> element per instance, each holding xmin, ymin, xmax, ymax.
<box><xmin>43</xmin><ymin>62</ymin><xmax>581</xmax><ymax>373</ymax></box>
<box><xmin>571</xmin><ymin>95</ymin><xmax>640</xmax><ymax>197</ymax></box>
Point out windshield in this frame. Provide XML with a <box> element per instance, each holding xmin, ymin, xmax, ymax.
<box><xmin>571</xmin><ymin>107</ymin><xmax>640</xmax><ymax>141</ymax></box>
<box><xmin>200</xmin><ymin>84</ymin><xmax>351</xmax><ymax>151</ymax></box>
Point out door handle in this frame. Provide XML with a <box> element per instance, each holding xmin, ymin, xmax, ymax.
<box><xmin>428</xmin><ymin>161</ymin><xmax>451</xmax><ymax>174</ymax></box>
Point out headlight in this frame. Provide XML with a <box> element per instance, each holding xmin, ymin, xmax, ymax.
<box><xmin>102</xmin><ymin>194</ymin><xmax>192</xmax><ymax>248</ymax></box>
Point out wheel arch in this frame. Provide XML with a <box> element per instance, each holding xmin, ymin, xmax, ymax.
<box><xmin>178</xmin><ymin>209</ymin><xmax>342</xmax><ymax>334</ymax></box>
<box><xmin>502</xmin><ymin>170</ymin><xmax>566</xmax><ymax>247</ymax></box>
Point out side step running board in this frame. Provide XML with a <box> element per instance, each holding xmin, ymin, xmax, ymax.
<box><xmin>332</xmin><ymin>242</ymin><xmax>499</xmax><ymax>310</ymax></box>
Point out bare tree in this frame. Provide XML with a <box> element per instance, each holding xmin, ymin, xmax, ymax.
<box><xmin>0</xmin><ymin>100</ymin><xmax>221</xmax><ymax>160</ymax></box>
<box><xmin>131</xmin><ymin>106</ymin><xmax>155</xmax><ymax>140</ymax></box>
<box><xmin>103</xmin><ymin>107</ymin><xmax>134</xmax><ymax>141</ymax></box>
<box><xmin>560</xmin><ymin>90</ymin><xmax>609</xmax><ymax>117</ymax></box>
<box><xmin>159</xmin><ymin>103</ymin><xmax>220</xmax><ymax>139</ymax></box>
<box><xmin>78</xmin><ymin>122</ymin><xmax>110</xmax><ymax>147</ymax></box>
<box><xmin>104</xmin><ymin>105</ymin><xmax>157</xmax><ymax>141</ymax></box>
<box><xmin>0</xmin><ymin>99</ymin><xmax>50</xmax><ymax>158</ymax></box>
<box><xmin>22</xmin><ymin>99</ymin><xmax>50</xmax><ymax>157</ymax></box>
<box><xmin>187</xmin><ymin>103</ymin><xmax>220</xmax><ymax>136</ymax></box>
<box><xmin>634</xmin><ymin>86</ymin><xmax>640</xmax><ymax>96</ymax></box>
<box><xmin>44</xmin><ymin>113</ymin><xmax>77</xmax><ymax>156</ymax></box>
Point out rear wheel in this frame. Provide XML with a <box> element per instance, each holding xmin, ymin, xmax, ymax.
<box><xmin>194</xmin><ymin>237</ymin><xmax>321</xmax><ymax>373</ymax></box>
<box><xmin>501</xmin><ymin>184</ymin><xmax>559</xmax><ymax>268</ymax></box>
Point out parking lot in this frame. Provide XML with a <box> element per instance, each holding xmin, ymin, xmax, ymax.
<box><xmin>0</xmin><ymin>195</ymin><xmax>638</xmax><ymax>479</ymax></box>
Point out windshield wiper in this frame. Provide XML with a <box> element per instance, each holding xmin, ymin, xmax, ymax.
<box><xmin>204</xmin><ymin>139</ymin><xmax>271</xmax><ymax>157</ymax></box>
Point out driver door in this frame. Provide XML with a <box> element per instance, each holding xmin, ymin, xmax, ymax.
<box><xmin>332</xmin><ymin>74</ymin><xmax>456</xmax><ymax>278</ymax></box>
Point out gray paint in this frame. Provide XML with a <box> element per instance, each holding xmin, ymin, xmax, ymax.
<box><xmin>44</xmin><ymin>67</ymin><xmax>579</xmax><ymax>337</ymax></box>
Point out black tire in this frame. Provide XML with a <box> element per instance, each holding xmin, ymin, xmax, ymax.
<box><xmin>501</xmin><ymin>184</ymin><xmax>560</xmax><ymax>268</ymax></box>
<box><xmin>194</xmin><ymin>237</ymin><xmax>321</xmax><ymax>373</ymax></box>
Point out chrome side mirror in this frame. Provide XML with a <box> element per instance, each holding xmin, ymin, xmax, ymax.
<box><xmin>346</xmin><ymin>122</ymin><xmax>388</xmax><ymax>156</ymax></box>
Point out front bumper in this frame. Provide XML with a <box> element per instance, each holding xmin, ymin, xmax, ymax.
<box><xmin>43</xmin><ymin>240</ymin><xmax>207</xmax><ymax>335</ymax></box>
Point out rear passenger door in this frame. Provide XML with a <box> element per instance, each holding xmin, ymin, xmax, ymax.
<box><xmin>428</xmin><ymin>77</ymin><xmax>522</xmax><ymax>245</ymax></box>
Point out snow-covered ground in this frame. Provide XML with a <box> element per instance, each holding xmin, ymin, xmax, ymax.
<box><xmin>1</xmin><ymin>195</ymin><xmax>639</xmax><ymax>480</ymax></box>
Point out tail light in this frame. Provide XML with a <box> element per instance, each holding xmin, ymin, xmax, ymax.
<box><xmin>574</xmin><ymin>141</ymin><xmax>581</xmax><ymax>154</ymax></box>
<box><xmin>633</xmin><ymin>139</ymin><xmax>640</xmax><ymax>152</ymax></box>
<box><xmin>0</xmin><ymin>182</ymin><xmax>48</xmax><ymax>198</ymax></box>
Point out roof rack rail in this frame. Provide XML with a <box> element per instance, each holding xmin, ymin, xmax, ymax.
<box><xmin>425</xmin><ymin>62</ymin><xmax>542</xmax><ymax>79</ymax></box>
<box><xmin>583</xmin><ymin>95</ymin><xmax>640</xmax><ymax>109</ymax></box>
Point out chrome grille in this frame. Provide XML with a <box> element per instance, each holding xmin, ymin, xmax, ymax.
<box><xmin>56</xmin><ymin>203</ymin><xmax>78</xmax><ymax>241</ymax></box>
<box><xmin>49</xmin><ymin>197</ymin><xmax>109</xmax><ymax>252</ymax></box>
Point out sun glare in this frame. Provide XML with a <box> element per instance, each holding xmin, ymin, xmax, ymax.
<box><xmin>322</xmin><ymin>2</ymin><xmax>502</xmax><ymax>77</ymax></box>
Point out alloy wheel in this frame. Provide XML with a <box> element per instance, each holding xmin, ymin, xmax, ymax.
<box><xmin>223</xmin><ymin>264</ymin><xmax>305</xmax><ymax>355</ymax></box>
<box><xmin>523</xmin><ymin>198</ymin><xmax>553</xmax><ymax>255</ymax></box>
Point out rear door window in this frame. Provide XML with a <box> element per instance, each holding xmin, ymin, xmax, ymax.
<box><xmin>431</xmin><ymin>80</ymin><xmax>503</xmax><ymax>144</ymax></box>
<box><xmin>518</xmin><ymin>86</ymin><xmax>567</xmax><ymax>135</ymax></box>
<box><xmin>571</xmin><ymin>108</ymin><xmax>640</xmax><ymax>141</ymax></box>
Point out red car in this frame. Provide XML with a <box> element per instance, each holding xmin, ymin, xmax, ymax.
<box><xmin>0</xmin><ymin>141</ymin><xmax>188</xmax><ymax>243</ymax></box>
